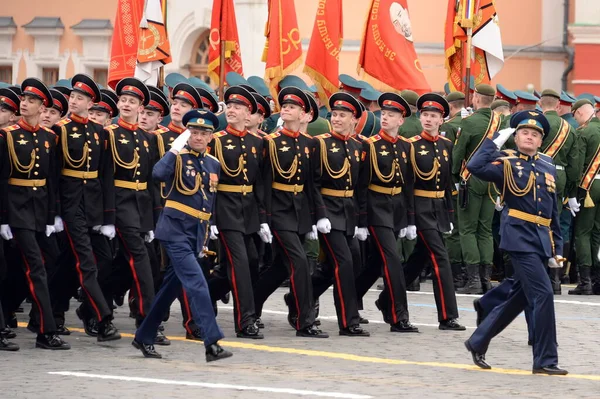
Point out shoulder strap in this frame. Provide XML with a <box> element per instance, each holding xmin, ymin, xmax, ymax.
<box><xmin>460</xmin><ymin>111</ymin><xmax>501</xmax><ymax>181</ymax></box>
<box><xmin>543</xmin><ymin>118</ymin><xmax>570</xmax><ymax>158</ymax></box>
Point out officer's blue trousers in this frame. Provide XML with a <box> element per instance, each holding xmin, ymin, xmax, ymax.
<box><xmin>135</xmin><ymin>239</ymin><xmax>224</xmax><ymax>348</ymax></box>
<box><xmin>468</xmin><ymin>251</ymin><xmax>558</xmax><ymax>369</ymax></box>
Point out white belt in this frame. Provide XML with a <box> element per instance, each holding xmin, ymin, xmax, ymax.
<box><xmin>555</xmin><ymin>165</ymin><xmax>564</xmax><ymax>171</ymax></box>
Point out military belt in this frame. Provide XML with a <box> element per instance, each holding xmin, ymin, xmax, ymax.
<box><xmin>507</xmin><ymin>209</ymin><xmax>551</xmax><ymax>227</ymax></box>
<box><xmin>217</xmin><ymin>184</ymin><xmax>253</xmax><ymax>195</ymax></box>
<box><xmin>414</xmin><ymin>189</ymin><xmax>445</xmax><ymax>199</ymax></box>
<box><xmin>61</xmin><ymin>169</ymin><xmax>98</xmax><ymax>179</ymax></box>
<box><xmin>368</xmin><ymin>184</ymin><xmax>402</xmax><ymax>196</ymax></box>
<box><xmin>165</xmin><ymin>200</ymin><xmax>211</xmax><ymax>221</ymax></box>
<box><xmin>555</xmin><ymin>165</ymin><xmax>564</xmax><ymax>171</ymax></box>
<box><xmin>8</xmin><ymin>178</ymin><xmax>46</xmax><ymax>187</ymax></box>
<box><xmin>272</xmin><ymin>182</ymin><xmax>304</xmax><ymax>194</ymax></box>
<box><xmin>114</xmin><ymin>180</ymin><xmax>147</xmax><ymax>191</ymax></box>
<box><xmin>321</xmin><ymin>188</ymin><xmax>354</xmax><ymax>197</ymax></box>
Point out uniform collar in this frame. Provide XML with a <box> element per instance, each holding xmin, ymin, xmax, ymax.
<box><xmin>280</xmin><ymin>127</ymin><xmax>299</xmax><ymax>138</ymax></box>
<box><xmin>518</xmin><ymin>152</ymin><xmax>540</xmax><ymax>161</ymax></box>
<box><xmin>70</xmin><ymin>113</ymin><xmax>89</xmax><ymax>124</ymax></box>
<box><xmin>225</xmin><ymin>124</ymin><xmax>247</xmax><ymax>137</ymax></box>
<box><xmin>118</xmin><ymin>118</ymin><xmax>138</xmax><ymax>131</ymax></box>
<box><xmin>544</xmin><ymin>110</ymin><xmax>558</xmax><ymax>116</ymax></box>
<box><xmin>330</xmin><ymin>130</ymin><xmax>351</xmax><ymax>141</ymax></box>
<box><xmin>18</xmin><ymin>118</ymin><xmax>39</xmax><ymax>132</ymax></box>
<box><xmin>378</xmin><ymin>130</ymin><xmax>399</xmax><ymax>143</ymax></box>
<box><xmin>184</xmin><ymin>145</ymin><xmax>204</xmax><ymax>157</ymax></box>
<box><xmin>168</xmin><ymin>122</ymin><xmax>185</xmax><ymax>134</ymax></box>
<box><xmin>420</xmin><ymin>131</ymin><xmax>439</xmax><ymax>142</ymax></box>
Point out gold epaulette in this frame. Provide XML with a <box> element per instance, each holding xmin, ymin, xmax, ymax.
<box><xmin>56</xmin><ymin>118</ymin><xmax>71</xmax><ymax>127</ymax></box>
<box><xmin>357</xmin><ymin>134</ymin><xmax>368</xmax><ymax>141</ymax></box>
<box><xmin>248</xmin><ymin>131</ymin><xmax>262</xmax><ymax>139</ymax></box>
<box><xmin>212</xmin><ymin>131</ymin><xmax>227</xmax><ymax>139</ymax></box>
<box><xmin>105</xmin><ymin>124</ymin><xmax>118</xmax><ymax>131</ymax></box>
<box><xmin>264</xmin><ymin>132</ymin><xmax>280</xmax><ymax>140</ymax></box>
<box><xmin>438</xmin><ymin>135</ymin><xmax>452</xmax><ymax>143</ymax></box>
<box><xmin>301</xmin><ymin>132</ymin><xmax>313</xmax><ymax>140</ymax></box>
<box><xmin>315</xmin><ymin>133</ymin><xmax>331</xmax><ymax>140</ymax></box>
<box><xmin>502</xmin><ymin>149</ymin><xmax>517</xmax><ymax>156</ymax></box>
<box><xmin>364</xmin><ymin>134</ymin><xmax>380</xmax><ymax>144</ymax></box>
<box><xmin>154</xmin><ymin>125</ymin><xmax>170</xmax><ymax>134</ymax></box>
<box><xmin>1</xmin><ymin>124</ymin><xmax>19</xmax><ymax>133</ymax></box>
<box><xmin>405</xmin><ymin>135</ymin><xmax>421</xmax><ymax>143</ymax></box>
<box><xmin>206</xmin><ymin>153</ymin><xmax>220</xmax><ymax>163</ymax></box>
<box><xmin>42</xmin><ymin>126</ymin><xmax>55</xmax><ymax>134</ymax></box>
<box><xmin>496</xmin><ymin>155</ymin><xmax>518</xmax><ymax>161</ymax></box>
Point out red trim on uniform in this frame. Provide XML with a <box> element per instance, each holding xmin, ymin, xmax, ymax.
<box><xmin>379</xmin><ymin>130</ymin><xmax>399</xmax><ymax>144</ymax></box>
<box><xmin>418</xmin><ymin>231</ymin><xmax>447</xmax><ymax>320</ymax></box>
<box><xmin>167</xmin><ymin>122</ymin><xmax>185</xmax><ymax>134</ymax></box>
<box><xmin>496</xmin><ymin>92</ymin><xmax>516</xmax><ymax>106</ymax></box>
<box><xmin>70</xmin><ymin>113</ymin><xmax>89</xmax><ymax>124</ymax></box>
<box><xmin>282</xmin><ymin>94</ymin><xmax>305</xmax><ymax>108</ymax></box>
<box><xmin>64</xmin><ymin>223</ymin><xmax>102</xmax><ymax>321</ymax></box>
<box><xmin>273</xmin><ymin>231</ymin><xmax>301</xmax><ymax>330</ymax></box>
<box><xmin>516</xmin><ymin>97</ymin><xmax>537</xmax><ymax>105</ymax></box>
<box><xmin>422</xmin><ymin>100</ymin><xmax>444</xmax><ymax>112</ymax></box>
<box><xmin>256</xmin><ymin>102</ymin><xmax>266</xmax><ymax>115</ymax></box>
<box><xmin>0</xmin><ymin>96</ymin><xmax>17</xmax><ymax>110</ymax></box>
<box><xmin>340</xmin><ymin>84</ymin><xmax>360</xmax><ymax>94</ymax></box>
<box><xmin>52</xmin><ymin>98</ymin><xmax>63</xmax><ymax>110</ymax></box>
<box><xmin>420</xmin><ymin>131</ymin><xmax>439</xmax><ymax>142</ymax></box>
<box><xmin>18</xmin><ymin>118</ymin><xmax>39</xmax><ymax>132</ymax></box>
<box><xmin>74</xmin><ymin>81</ymin><xmax>96</xmax><ymax>100</ymax></box>
<box><xmin>24</xmin><ymin>86</ymin><xmax>50</xmax><ymax>106</ymax></box>
<box><xmin>18</xmin><ymin>247</ymin><xmax>45</xmax><ymax>333</ymax></box>
<box><xmin>225</xmin><ymin>125</ymin><xmax>247</xmax><ymax>137</ymax></box>
<box><xmin>116</xmin><ymin>229</ymin><xmax>145</xmax><ymax>317</ymax></box>
<box><xmin>382</xmin><ymin>100</ymin><xmax>406</xmax><ymax>115</ymax></box>
<box><xmin>330</xmin><ymin>130</ymin><xmax>351</xmax><ymax>141</ymax></box>
<box><xmin>219</xmin><ymin>232</ymin><xmax>243</xmax><ymax>331</ymax></box>
<box><xmin>175</xmin><ymin>90</ymin><xmax>198</xmax><ymax>107</ymax></box>
<box><xmin>321</xmin><ymin>234</ymin><xmax>348</xmax><ymax>328</ymax></box>
<box><xmin>228</xmin><ymin>93</ymin><xmax>252</xmax><ymax>108</ymax></box>
<box><xmin>123</xmin><ymin>85</ymin><xmax>145</xmax><ymax>100</ymax></box>
<box><xmin>117</xmin><ymin>118</ymin><xmax>138</xmax><ymax>131</ymax></box>
<box><xmin>181</xmin><ymin>289</ymin><xmax>194</xmax><ymax>334</ymax></box>
<box><xmin>200</xmin><ymin>96</ymin><xmax>215</xmax><ymax>111</ymax></box>
<box><xmin>369</xmin><ymin>227</ymin><xmax>398</xmax><ymax>324</ymax></box>
<box><xmin>280</xmin><ymin>127</ymin><xmax>300</xmax><ymax>139</ymax></box>
<box><xmin>96</xmin><ymin>101</ymin><xmax>114</xmax><ymax>114</ymax></box>
<box><xmin>148</xmin><ymin>100</ymin><xmax>164</xmax><ymax>114</ymax></box>
<box><xmin>332</xmin><ymin>100</ymin><xmax>357</xmax><ymax>115</ymax></box>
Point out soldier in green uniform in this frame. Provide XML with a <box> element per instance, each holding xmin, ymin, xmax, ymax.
<box><xmin>559</xmin><ymin>92</ymin><xmax>578</xmax><ymax>129</ymax></box>
<box><xmin>514</xmin><ymin>91</ymin><xmax>539</xmax><ymax>113</ymax></box>
<box><xmin>453</xmin><ymin>84</ymin><xmax>500</xmax><ymax>294</ymax></box>
<box><xmin>495</xmin><ymin>84</ymin><xmax>517</xmax><ymax>114</ymax></box>
<box><xmin>399</xmin><ymin>90</ymin><xmax>422</xmax><ymax>139</ymax></box>
<box><xmin>305</xmin><ymin>91</ymin><xmax>332</xmax><ymax>137</ymax></box>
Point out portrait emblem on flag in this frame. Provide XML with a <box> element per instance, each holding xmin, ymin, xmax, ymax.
<box><xmin>389</xmin><ymin>2</ymin><xmax>413</xmax><ymax>42</ymax></box>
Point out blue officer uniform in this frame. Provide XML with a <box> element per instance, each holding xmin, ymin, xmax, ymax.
<box><xmin>134</xmin><ymin>110</ymin><xmax>224</xmax><ymax>351</ymax></box>
<box><xmin>465</xmin><ymin>110</ymin><xmax>564</xmax><ymax>372</ymax></box>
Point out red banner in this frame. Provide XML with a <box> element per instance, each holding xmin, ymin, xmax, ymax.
<box><xmin>262</xmin><ymin>0</ymin><xmax>303</xmax><ymax>101</ymax></box>
<box><xmin>208</xmin><ymin>0</ymin><xmax>244</xmax><ymax>86</ymax></box>
<box><xmin>108</xmin><ymin>0</ymin><xmax>145</xmax><ymax>89</ymax></box>
<box><xmin>357</xmin><ymin>0</ymin><xmax>430</xmax><ymax>94</ymax></box>
<box><xmin>303</xmin><ymin>0</ymin><xmax>343</xmax><ymax>109</ymax></box>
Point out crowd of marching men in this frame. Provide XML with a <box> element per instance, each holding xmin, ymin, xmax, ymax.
<box><xmin>0</xmin><ymin>70</ymin><xmax>599</xmax><ymax>362</ymax></box>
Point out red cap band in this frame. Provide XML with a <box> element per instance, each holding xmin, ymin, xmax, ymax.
<box><xmin>148</xmin><ymin>100</ymin><xmax>164</xmax><ymax>114</ymax></box>
<box><xmin>382</xmin><ymin>100</ymin><xmax>406</xmax><ymax>115</ymax></box>
<box><xmin>0</xmin><ymin>96</ymin><xmax>17</xmax><ymax>110</ymax></box>
<box><xmin>97</xmin><ymin>101</ymin><xmax>113</xmax><ymax>113</ymax></box>
<box><xmin>176</xmin><ymin>90</ymin><xmax>198</xmax><ymax>107</ymax></box>
<box><xmin>200</xmin><ymin>96</ymin><xmax>215</xmax><ymax>111</ymax></box>
<box><xmin>52</xmin><ymin>98</ymin><xmax>63</xmax><ymax>110</ymax></box>
<box><xmin>24</xmin><ymin>86</ymin><xmax>50</xmax><ymax>106</ymax></box>
<box><xmin>123</xmin><ymin>85</ymin><xmax>145</xmax><ymax>100</ymax></box>
<box><xmin>282</xmin><ymin>94</ymin><xmax>305</xmax><ymax>107</ymax></box>
<box><xmin>257</xmin><ymin>102</ymin><xmax>266</xmax><ymax>115</ymax></box>
<box><xmin>333</xmin><ymin>100</ymin><xmax>357</xmax><ymax>115</ymax></box>
<box><xmin>422</xmin><ymin>100</ymin><xmax>444</xmax><ymax>112</ymax></box>
<box><xmin>74</xmin><ymin>81</ymin><xmax>96</xmax><ymax>100</ymax></box>
<box><xmin>229</xmin><ymin>93</ymin><xmax>252</xmax><ymax>108</ymax></box>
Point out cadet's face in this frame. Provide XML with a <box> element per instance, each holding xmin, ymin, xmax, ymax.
<box><xmin>226</xmin><ymin>102</ymin><xmax>250</xmax><ymax>125</ymax></box>
<box><xmin>41</xmin><ymin>107</ymin><xmax>62</xmax><ymax>128</ymax></box>
<box><xmin>118</xmin><ymin>95</ymin><xmax>142</xmax><ymax>120</ymax></box>
<box><xmin>0</xmin><ymin>108</ymin><xmax>15</xmax><ymax>127</ymax></box>
<box><xmin>419</xmin><ymin>110</ymin><xmax>444</xmax><ymax>134</ymax></box>
<box><xmin>20</xmin><ymin>95</ymin><xmax>43</xmax><ymax>118</ymax></box>
<box><xmin>280</xmin><ymin>103</ymin><xmax>304</xmax><ymax>122</ymax></box>
<box><xmin>138</xmin><ymin>109</ymin><xmax>162</xmax><ymax>132</ymax></box>
<box><xmin>170</xmin><ymin>99</ymin><xmax>192</xmax><ymax>125</ymax></box>
<box><xmin>330</xmin><ymin>110</ymin><xmax>356</xmax><ymax>135</ymax></box>
<box><xmin>88</xmin><ymin>109</ymin><xmax>111</xmax><ymax>126</ymax></box>
<box><xmin>187</xmin><ymin>127</ymin><xmax>212</xmax><ymax>152</ymax></box>
<box><xmin>69</xmin><ymin>92</ymin><xmax>93</xmax><ymax>116</ymax></box>
<box><xmin>246</xmin><ymin>112</ymin><xmax>264</xmax><ymax>130</ymax></box>
<box><xmin>514</xmin><ymin>127</ymin><xmax>542</xmax><ymax>155</ymax></box>
<box><xmin>380</xmin><ymin>109</ymin><xmax>404</xmax><ymax>132</ymax></box>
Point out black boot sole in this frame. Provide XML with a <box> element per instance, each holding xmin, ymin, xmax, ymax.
<box><xmin>98</xmin><ymin>332</ymin><xmax>122</xmax><ymax>342</ymax></box>
<box><xmin>132</xmin><ymin>340</ymin><xmax>162</xmax><ymax>359</ymax></box>
<box><xmin>35</xmin><ymin>342</ymin><xmax>71</xmax><ymax>350</ymax></box>
<box><xmin>206</xmin><ymin>351</ymin><xmax>233</xmax><ymax>362</ymax></box>
<box><xmin>236</xmin><ymin>332</ymin><xmax>265</xmax><ymax>339</ymax></box>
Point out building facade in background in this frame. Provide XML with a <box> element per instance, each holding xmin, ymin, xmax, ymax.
<box><xmin>0</xmin><ymin>0</ymin><xmax>598</xmax><ymax>94</ymax></box>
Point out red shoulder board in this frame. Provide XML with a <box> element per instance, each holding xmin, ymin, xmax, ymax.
<box><xmin>439</xmin><ymin>135</ymin><xmax>452</xmax><ymax>143</ymax></box>
<box><xmin>300</xmin><ymin>132</ymin><xmax>313</xmax><ymax>140</ymax></box>
<box><xmin>405</xmin><ymin>135</ymin><xmax>422</xmax><ymax>143</ymax></box>
<box><xmin>212</xmin><ymin>131</ymin><xmax>227</xmax><ymax>139</ymax></box>
<box><xmin>364</xmin><ymin>134</ymin><xmax>380</xmax><ymax>144</ymax></box>
<box><xmin>42</xmin><ymin>126</ymin><xmax>55</xmax><ymax>134</ymax></box>
<box><xmin>56</xmin><ymin>118</ymin><xmax>71</xmax><ymax>127</ymax></box>
<box><xmin>264</xmin><ymin>132</ymin><xmax>281</xmax><ymax>140</ymax></box>
<box><xmin>248</xmin><ymin>131</ymin><xmax>263</xmax><ymax>139</ymax></box>
<box><xmin>1</xmin><ymin>124</ymin><xmax>19</xmax><ymax>133</ymax></box>
<box><xmin>315</xmin><ymin>133</ymin><xmax>331</xmax><ymax>140</ymax></box>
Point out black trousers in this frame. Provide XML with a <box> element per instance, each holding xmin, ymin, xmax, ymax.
<box><xmin>116</xmin><ymin>227</ymin><xmax>155</xmax><ymax>324</ymax></box>
<box><xmin>311</xmin><ymin>231</ymin><xmax>360</xmax><ymax>329</ymax></box>
<box><xmin>12</xmin><ymin>228</ymin><xmax>57</xmax><ymax>334</ymax></box>
<box><xmin>403</xmin><ymin>229</ymin><xmax>459</xmax><ymax>322</ymax></box>
<box><xmin>254</xmin><ymin>230</ymin><xmax>314</xmax><ymax>330</ymax></box>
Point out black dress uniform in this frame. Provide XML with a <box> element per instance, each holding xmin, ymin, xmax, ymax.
<box><xmin>0</xmin><ymin>78</ymin><xmax>70</xmax><ymax>349</ymax></box>
<box><xmin>253</xmin><ymin>87</ymin><xmax>327</xmax><ymax>337</ymax></box>
<box><xmin>355</xmin><ymin>93</ymin><xmax>418</xmax><ymax>332</ymax></box>
<box><xmin>403</xmin><ymin>93</ymin><xmax>464</xmax><ymax>330</ymax></box>
<box><xmin>54</xmin><ymin>74</ymin><xmax>120</xmax><ymax>341</ymax></box>
<box><xmin>310</xmin><ymin>93</ymin><xmax>367</xmax><ymax>335</ymax></box>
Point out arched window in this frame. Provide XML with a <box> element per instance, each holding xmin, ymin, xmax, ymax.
<box><xmin>189</xmin><ymin>30</ymin><xmax>212</xmax><ymax>85</ymax></box>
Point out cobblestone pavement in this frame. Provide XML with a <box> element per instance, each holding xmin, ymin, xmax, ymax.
<box><xmin>3</xmin><ymin>281</ymin><xmax>600</xmax><ymax>398</ymax></box>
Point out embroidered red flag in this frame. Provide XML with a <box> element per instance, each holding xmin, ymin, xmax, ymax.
<box><xmin>207</xmin><ymin>0</ymin><xmax>244</xmax><ymax>86</ymax></box>
<box><xmin>108</xmin><ymin>0</ymin><xmax>145</xmax><ymax>89</ymax></box>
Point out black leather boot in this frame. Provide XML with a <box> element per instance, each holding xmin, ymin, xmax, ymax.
<box><xmin>457</xmin><ymin>265</ymin><xmax>483</xmax><ymax>294</ymax></box>
<box><xmin>568</xmin><ymin>266</ymin><xmax>593</xmax><ymax>295</ymax></box>
<box><xmin>451</xmin><ymin>263</ymin><xmax>465</xmax><ymax>289</ymax></box>
<box><xmin>479</xmin><ymin>264</ymin><xmax>493</xmax><ymax>293</ymax></box>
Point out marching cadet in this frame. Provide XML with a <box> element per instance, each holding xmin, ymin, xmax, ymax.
<box><xmin>403</xmin><ymin>93</ymin><xmax>465</xmax><ymax>330</ymax></box>
<box><xmin>53</xmin><ymin>74</ymin><xmax>121</xmax><ymax>341</ymax></box>
<box><xmin>304</xmin><ymin>90</ymin><xmax>331</xmax><ymax>136</ymax></box>
<box><xmin>254</xmin><ymin>86</ymin><xmax>328</xmax><ymax>338</ymax></box>
<box><xmin>308</xmin><ymin>92</ymin><xmax>369</xmax><ymax>336</ymax></box>
<box><xmin>40</xmin><ymin>88</ymin><xmax>68</xmax><ymax>128</ymax></box>
<box><xmin>464</xmin><ymin>110</ymin><xmax>567</xmax><ymax>376</ymax></box>
<box><xmin>207</xmin><ymin>85</ymin><xmax>266</xmax><ymax>339</ymax></box>
<box><xmin>89</xmin><ymin>89</ymin><xmax>119</xmax><ymax>127</ymax></box>
<box><xmin>133</xmin><ymin>109</ymin><xmax>232</xmax><ymax>362</ymax></box>
<box><xmin>355</xmin><ymin>92</ymin><xmax>418</xmax><ymax>333</ymax></box>
<box><xmin>398</xmin><ymin>90</ymin><xmax>422</xmax><ymax>139</ymax></box>
<box><xmin>570</xmin><ymin>99</ymin><xmax>600</xmax><ymax>295</ymax></box>
<box><xmin>138</xmin><ymin>86</ymin><xmax>169</xmax><ymax>133</ymax></box>
<box><xmin>453</xmin><ymin>84</ymin><xmax>500</xmax><ymax>294</ymax></box>
<box><xmin>538</xmin><ymin>89</ymin><xmax>580</xmax><ymax>294</ymax></box>
<box><xmin>0</xmin><ymin>78</ymin><xmax>70</xmax><ymax>349</ymax></box>
<box><xmin>559</xmin><ymin>92</ymin><xmax>578</xmax><ymax>129</ymax></box>
<box><xmin>248</xmin><ymin>92</ymin><xmax>271</xmax><ymax>136</ymax></box>
<box><xmin>0</xmin><ymin>87</ymin><xmax>20</xmax><ymax>128</ymax></box>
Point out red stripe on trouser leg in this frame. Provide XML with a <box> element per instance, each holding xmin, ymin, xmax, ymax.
<box><xmin>219</xmin><ymin>233</ymin><xmax>243</xmax><ymax>330</ymax></box>
<box><xmin>18</xmin><ymin>249</ymin><xmax>45</xmax><ymax>333</ymax></box>
<box><xmin>181</xmin><ymin>289</ymin><xmax>193</xmax><ymax>334</ymax></box>
<box><xmin>116</xmin><ymin>229</ymin><xmax>145</xmax><ymax>317</ymax></box>
<box><xmin>369</xmin><ymin>226</ymin><xmax>398</xmax><ymax>324</ymax></box>
<box><xmin>273</xmin><ymin>231</ymin><xmax>301</xmax><ymax>330</ymax></box>
<box><xmin>64</xmin><ymin>223</ymin><xmax>102</xmax><ymax>321</ymax></box>
<box><xmin>321</xmin><ymin>233</ymin><xmax>348</xmax><ymax>328</ymax></box>
<box><xmin>418</xmin><ymin>231</ymin><xmax>447</xmax><ymax>320</ymax></box>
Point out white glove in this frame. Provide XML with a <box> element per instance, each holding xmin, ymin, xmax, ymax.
<box><xmin>144</xmin><ymin>230</ymin><xmax>155</xmax><ymax>243</ymax></box>
<box><xmin>548</xmin><ymin>256</ymin><xmax>563</xmax><ymax>269</ymax></box>
<box><xmin>316</xmin><ymin>218</ymin><xmax>332</xmax><ymax>234</ymax></box>
<box><xmin>199</xmin><ymin>246</ymin><xmax>209</xmax><ymax>258</ymax></box>
<box><xmin>455</xmin><ymin>183</ymin><xmax>460</xmax><ymax>191</ymax></box>
<box><xmin>493</xmin><ymin>127</ymin><xmax>515</xmax><ymax>150</ymax></box>
<box><xmin>53</xmin><ymin>216</ymin><xmax>64</xmax><ymax>233</ymax></box>
<box><xmin>398</xmin><ymin>228</ymin><xmax>407</xmax><ymax>239</ymax></box>
<box><xmin>92</xmin><ymin>225</ymin><xmax>102</xmax><ymax>232</ymax></box>
<box><xmin>568</xmin><ymin>197</ymin><xmax>580</xmax><ymax>217</ymax></box>
<box><xmin>306</xmin><ymin>225</ymin><xmax>318</xmax><ymax>241</ymax></box>
<box><xmin>170</xmin><ymin>129</ymin><xmax>191</xmax><ymax>152</ymax></box>
<box><xmin>406</xmin><ymin>225</ymin><xmax>417</xmax><ymax>240</ymax></box>
<box><xmin>210</xmin><ymin>225</ymin><xmax>219</xmax><ymax>240</ymax></box>
<box><xmin>353</xmin><ymin>226</ymin><xmax>358</xmax><ymax>238</ymax></box>
<box><xmin>45</xmin><ymin>225</ymin><xmax>55</xmax><ymax>237</ymax></box>
<box><xmin>495</xmin><ymin>196</ymin><xmax>504</xmax><ymax>211</ymax></box>
<box><xmin>0</xmin><ymin>224</ymin><xmax>13</xmax><ymax>241</ymax></box>
<box><xmin>597</xmin><ymin>248</ymin><xmax>600</xmax><ymax>262</ymax></box>
<box><xmin>258</xmin><ymin>223</ymin><xmax>273</xmax><ymax>244</ymax></box>
<box><xmin>100</xmin><ymin>224</ymin><xmax>116</xmax><ymax>240</ymax></box>
<box><xmin>460</xmin><ymin>107</ymin><xmax>470</xmax><ymax>118</ymax></box>
<box><xmin>355</xmin><ymin>227</ymin><xmax>369</xmax><ymax>241</ymax></box>
<box><xmin>444</xmin><ymin>223</ymin><xmax>454</xmax><ymax>235</ymax></box>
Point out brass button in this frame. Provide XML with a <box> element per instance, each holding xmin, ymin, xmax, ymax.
<box><xmin>36</xmin><ymin>156</ymin><xmax>40</xmax><ymax>159</ymax></box>
<box><xmin>89</xmin><ymin>148</ymin><xmax>92</xmax><ymax>152</ymax></box>
<box><xmin>33</xmin><ymin>187</ymin><xmax>37</xmax><ymax>191</ymax></box>
<box><xmin>35</xmin><ymin>163</ymin><xmax>39</xmax><ymax>167</ymax></box>
<box><xmin>136</xmin><ymin>172</ymin><xmax>141</xmax><ymax>175</ymax></box>
<box><xmin>34</xmin><ymin>171</ymin><xmax>38</xmax><ymax>176</ymax></box>
<box><xmin>538</xmin><ymin>198</ymin><xmax>541</xmax><ymax>202</ymax></box>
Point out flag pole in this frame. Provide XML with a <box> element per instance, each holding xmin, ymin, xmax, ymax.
<box><xmin>464</xmin><ymin>26</ymin><xmax>472</xmax><ymax>108</ymax></box>
<box><xmin>158</xmin><ymin>0</ymin><xmax>167</xmax><ymax>89</ymax></box>
<box><xmin>218</xmin><ymin>7</ymin><xmax>226</xmax><ymax>102</ymax></box>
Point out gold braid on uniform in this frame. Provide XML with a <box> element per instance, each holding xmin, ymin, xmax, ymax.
<box><xmin>269</xmin><ymin>138</ymin><xmax>297</xmax><ymax>180</ymax></box>
<box><xmin>318</xmin><ymin>137</ymin><xmax>350</xmax><ymax>182</ymax></box>
<box><xmin>61</xmin><ymin>125</ymin><xmax>89</xmax><ymax>169</ymax></box>
<box><xmin>6</xmin><ymin>131</ymin><xmax>35</xmax><ymax>174</ymax></box>
<box><xmin>369</xmin><ymin>141</ymin><xmax>402</xmax><ymax>184</ymax></box>
<box><xmin>161</xmin><ymin>154</ymin><xmax>201</xmax><ymax>199</ymax></box>
<box><xmin>108</xmin><ymin>129</ymin><xmax>139</xmax><ymax>175</ymax></box>
<box><xmin>501</xmin><ymin>160</ymin><xmax>536</xmax><ymax>201</ymax></box>
<box><xmin>410</xmin><ymin>143</ymin><xmax>438</xmax><ymax>181</ymax></box>
<box><xmin>214</xmin><ymin>136</ymin><xmax>243</xmax><ymax>177</ymax></box>
<box><xmin>157</xmin><ymin>135</ymin><xmax>166</xmax><ymax>158</ymax></box>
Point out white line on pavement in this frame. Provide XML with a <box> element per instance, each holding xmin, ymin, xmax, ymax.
<box><xmin>48</xmin><ymin>371</ymin><xmax>373</xmax><ymax>399</ymax></box>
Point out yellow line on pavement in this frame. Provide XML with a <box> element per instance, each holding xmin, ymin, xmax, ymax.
<box><xmin>20</xmin><ymin>323</ymin><xmax>599</xmax><ymax>381</ymax></box>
